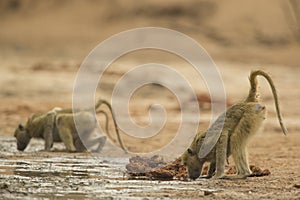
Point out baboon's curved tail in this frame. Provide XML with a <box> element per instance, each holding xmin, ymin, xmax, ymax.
<box><xmin>246</xmin><ymin>70</ymin><xmax>287</xmax><ymax>135</ymax></box>
<box><xmin>96</xmin><ymin>110</ymin><xmax>109</xmax><ymax>135</ymax></box>
<box><xmin>95</xmin><ymin>99</ymin><xmax>128</xmax><ymax>153</ymax></box>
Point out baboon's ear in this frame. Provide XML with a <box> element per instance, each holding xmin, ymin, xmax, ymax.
<box><xmin>187</xmin><ymin>148</ymin><xmax>194</xmax><ymax>156</ymax></box>
<box><xmin>18</xmin><ymin>124</ymin><xmax>24</xmax><ymax>130</ymax></box>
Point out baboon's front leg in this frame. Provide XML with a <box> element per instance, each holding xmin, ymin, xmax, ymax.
<box><xmin>200</xmin><ymin>162</ymin><xmax>215</xmax><ymax>179</ymax></box>
<box><xmin>214</xmin><ymin>131</ymin><xmax>228</xmax><ymax>178</ymax></box>
<box><xmin>207</xmin><ymin>162</ymin><xmax>216</xmax><ymax>178</ymax></box>
<box><xmin>43</xmin><ymin>113</ymin><xmax>55</xmax><ymax>151</ymax></box>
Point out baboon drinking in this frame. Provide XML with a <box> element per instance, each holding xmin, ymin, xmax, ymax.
<box><xmin>181</xmin><ymin>70</ymin><xmax>287</xmax><ymax>179</ymax></box>
<box><xmin>14</xmin><ymin>99</ymin><xmax>127</xmax><ymax>152</ymax></box>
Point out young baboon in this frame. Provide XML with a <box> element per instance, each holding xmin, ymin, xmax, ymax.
<box><xmin>181</xmin><ymin>70</ymin><xmax>287</xmax><ymax>179</ymax></box>
<box><xmin>14</xmin><ymin>99</ymin><xmax>127</xmax><ymax>152</ymax></box>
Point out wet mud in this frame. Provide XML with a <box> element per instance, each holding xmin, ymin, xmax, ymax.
<box><xmin>126</xmin><ymin>155</ymin><xmax>270</xmax><ymax>181</ymax></box>
<box><xmin>1</xmin><ymin>136</ymin><xmax>299</xmax><ymax>199</ymax></box>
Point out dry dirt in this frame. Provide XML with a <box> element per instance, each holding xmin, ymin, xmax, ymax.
<box><xmin>0</xmin><ymin>61</ymin><xmax>299</xmax><ymax>199</ymax></box>
<box><xmin>0</xmin><ymin>0</ymin><xmax>300</xmax><ymax>199</ymax></box>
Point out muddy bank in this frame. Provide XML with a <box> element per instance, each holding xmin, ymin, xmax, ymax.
<box><xmin>0</xmin><ymin>136</ymin><xmax>299</xmax><ymax>199</ymax></box>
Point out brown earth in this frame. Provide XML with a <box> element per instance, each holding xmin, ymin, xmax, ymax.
<box><xmin>125</xmin><ymin>155</ymin><xmax>271</xmax><ymax>181</ymax></box>
<box><xmin>0</xmin><ymin>0</ymin><xmax>300</xmax><ymax>199</ymax></box>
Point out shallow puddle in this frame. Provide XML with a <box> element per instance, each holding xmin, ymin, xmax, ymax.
<box><xmin>1</xmin><ymin>136</ymin><xmax>218</xmax><ymax>199</ymax></box>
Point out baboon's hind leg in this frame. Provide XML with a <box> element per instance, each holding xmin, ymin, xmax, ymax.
<box><xmin>82</xmin><ymin>135</ymin><xmax>107</xmax><ymax>152</ymax></box>
<box><xmin>58</xmin><ymin>127</ymin><xmax>76</xmax><ymax>152</ymax></box>
<box><xmin>221</xmin><ymin>135</ymin><xmax>251</xmax><ymax>179</ymax></box>
<box><xmin>91</xmin><ymin>136</ymin><xmax>107</xmax><ymax>153</ymax></box>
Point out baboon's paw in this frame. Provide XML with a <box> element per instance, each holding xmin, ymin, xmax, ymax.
<box><xmin>219</xmin><ymin>174</ymin><xmax>248</xmax><ymax>180</ymax></box>
<box><xmin>199</xmin><ymin>175</ymin><xmax>212</xmax><ymax>179</ymax></box>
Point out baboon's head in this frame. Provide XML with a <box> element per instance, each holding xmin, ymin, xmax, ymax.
<box><xmin>181</xmin><ymin>148</ymin><xmax>202</xmax><ymax>179</ymax></box>
<box><xmin>14</xmin><ymin>124</ymin><xmax>31</xmax><ymax>151</ymax></box>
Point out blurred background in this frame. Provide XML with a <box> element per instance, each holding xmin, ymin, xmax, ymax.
<box><xmin>0</xmin><ymin>0</ymin><xmax>299</xmax><ymax>66</ymax></box>
<box><xmin>0</xmin><ymin>0</ymin><xmax>299</xmax><ymax>143</ymax></box>
<box><xmin>0</xmin><ymin>2</ymin><xmax>299</xmax><ymax>198</ymax></box>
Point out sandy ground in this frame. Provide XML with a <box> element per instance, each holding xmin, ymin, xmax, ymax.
<box><xmin>0</xmin><ymin>0</ymin><xmax>300</xmax><ymax>199</ymax></box>
<box><xmin>0</xmin><ymin>62</ymin><xmax>299</xmax><ymax>199</ymax></box>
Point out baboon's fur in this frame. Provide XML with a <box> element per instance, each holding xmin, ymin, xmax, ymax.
<box><xmin>14</xmin><ymin>99</ymin><xmax>127</xmax><ymax>152</ymax></box>
<box><xmin>181</xmin><ymin>70</ymin><xmax>287</xmax><ymax>179</ymax></box>
<box><xmin>182</xmin><ymin>102</ymin><xmax>266</xmax><ymax>179</ymax></box>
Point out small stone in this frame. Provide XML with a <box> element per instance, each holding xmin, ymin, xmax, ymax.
<box><xmin>204</xmin><ymin>190</ymin><xmax>213</xmax><ymax>196</ymax></box>
<box><xmin>294</xmin><ymin>184</ymin><xmax>300</xmax><ymax>189</ymax></box>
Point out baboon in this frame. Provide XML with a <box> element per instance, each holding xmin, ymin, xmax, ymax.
<box><xmin>14</xmin><ymin>99</ymin><xmax>127</xmax><ymax>152</ymax></box>
<box><xmin>181</xmin><ymin>70</ymin><xmax>287</xmax><ymax>179</ymax></box>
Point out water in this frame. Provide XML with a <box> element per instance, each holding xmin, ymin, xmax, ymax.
<box><xmin>0</xmin><ymin>136</ymin><xmax>218</xmax><ymax>199</ymax></box>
